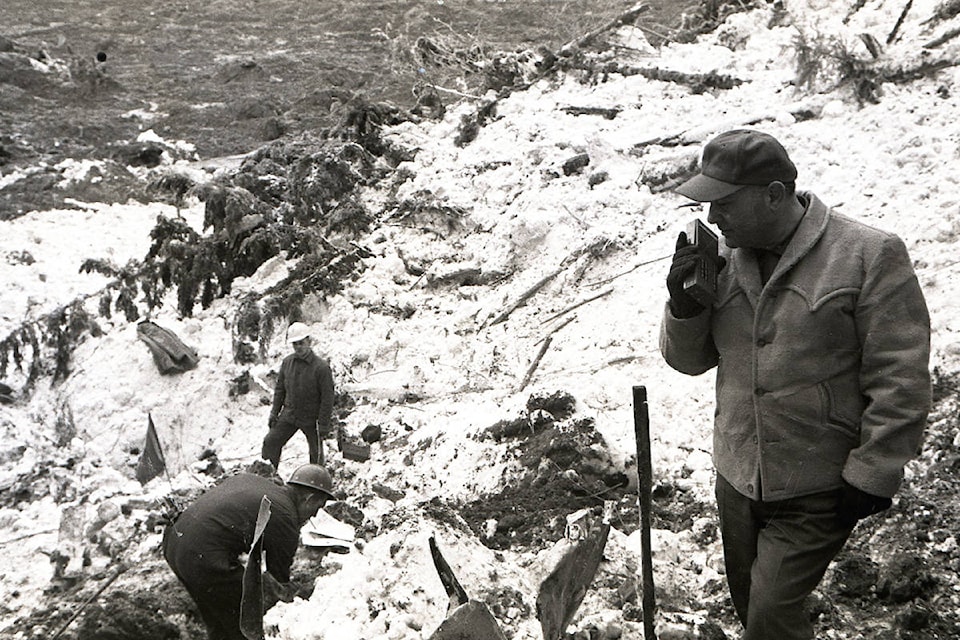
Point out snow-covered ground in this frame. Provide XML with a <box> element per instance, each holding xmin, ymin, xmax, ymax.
<box><xmin>2</xmin><ymin>1</ymin><xmax>960</xmax><ymax>638</ymax></box>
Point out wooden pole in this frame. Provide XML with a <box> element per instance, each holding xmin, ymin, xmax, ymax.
<box><xmin>49</xmin><ymin>563</ymin><xmax>128</xmax><ymax>640</ymax></box>
<box><xmin>632</xmin><ymin>386</ymin><xmax>657</xmax><ymax>639</ymax></box>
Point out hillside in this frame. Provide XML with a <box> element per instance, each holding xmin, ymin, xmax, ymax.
<box><xmin>2</xmin><ymin>1</ymin><xmax>960</xmax><ymax>639</ymax></box>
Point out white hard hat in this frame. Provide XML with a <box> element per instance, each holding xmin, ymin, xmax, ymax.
<box><xmin>286</xmin><ymin>322</ymin><xmax>311</xmax><ymax>344</ymax></box>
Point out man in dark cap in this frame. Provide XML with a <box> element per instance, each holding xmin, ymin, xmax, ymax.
<box><xmin>660</xmin><ymin>129</ymin><xmax>931</xmax><ymax>639</ymax></box>
<box><xmin>162</xmin><ymin>464</ymin><xmax>338</xmax><ymax>640</ymax></box>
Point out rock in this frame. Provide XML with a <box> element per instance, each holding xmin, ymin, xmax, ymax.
<box><xmin>698</xmin><ymin>620</ymin><xmax>728</xmax><ymax>640</ymax></box>
<box><xmin>215</xmin><ymin>58</ymin><xmax>266</xmax><ymax>83</ymax></box>
<box><xmin>691</xmin><ymin>517</ymin><xmax>718</xmax><ymax>546</ymax></box>
<box><xmin>526</xmin><ymin>390</ymin><xmax>576</xmax><ymax>419</ymax></box>
<box><xmin>876</xmin><ymin>553</ymin><xmax>937</xmax><ymax>603</ymax></box>
<box><xmin>0</xmin><ymin>381</ymin><xmax>14</xmax><ymax>404</ymax></box>
<box><xmin>589</xmin><ymin>171</ymin><xmax>609</xmax><ymax>187</ymax></box>
<box><xmin>76</xmin><ymin>590</ymin><xmax>181</xmax><ymax>640</ymax></box>
<box><xmin>96</xmin><ymin>500</ymin><xmax>122</xmax><ymax>526</ymax></box>
<box><xmin>111</xmin><ymin>141</ymin><xmax>167</xmax><ymax>167</ymax></box>
<box><xmin>258</xmin><ymin>116</ymin><xmax>284</xmax><ymax>141</ymax></box>
<box><xmin>232</xmin><ymin>97</ymin><xmax>279</xmax><ymax>120</ymax></box>
<box><xmin>372</xmin><ymin>483</ymin><xmax>405</xmax><ymax>502</ymax></box>
<box><xmin>895</xmin><ymin>604</ymin><xmax>932</xmax><ymax>631</ymax></box>
<box><xmin>658</xmin><ymin>621</ymin><xmax>695</xmax><ymax>639</ymax></box>
<box><xmin>831</xmin><ymin>553</ymin><xmax>879</xmax><ymax>597</ymax></box>
<box><xmin>616</xmin><ymin>577</ymin><xmax>638</xmax><ymax>604</ymax></box>
<box><xmin>361</xmin><ymin>423</ymin><xmax>382</xmax><ymax>443</ymax></box>
<box><xmin>563</xmin><ymin>153</ymin><xmax>590</xmax><ymax>176</ymax></box>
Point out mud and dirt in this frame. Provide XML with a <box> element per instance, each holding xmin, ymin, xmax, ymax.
<box><xmin>0</xmin><ymin>0</ymin><xmax>697</xmax><ymax>219</ymax></box>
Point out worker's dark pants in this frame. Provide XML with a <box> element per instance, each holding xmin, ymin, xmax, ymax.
<box><xmin>716</xmin><ymin>475</ymin><xmax>854</xmax><ymax>640</ymax></box>
<box><xmin>162</xmin><ymin>527</ymin><xmax>245</xmax><ymax>640</ymax></box>
<box><xmin>262</xmin><ymin>417</ymin><xmax>320</xmax><ymax>469</ymax></box>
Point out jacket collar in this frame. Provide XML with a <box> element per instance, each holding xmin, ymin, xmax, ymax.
<box><xmin>726</xmin><ymin>191</ymin><xmax>830</xmax><ymax>307</ymax></box>
<box><xmin>293</xmin><ymin>348</ymin><xmax>317</xmax><ymax>363</ymax></box>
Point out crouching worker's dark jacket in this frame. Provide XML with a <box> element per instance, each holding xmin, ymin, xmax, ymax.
<box><xmin>163</xmin><ymin>473</ymin><xmax>300</xmax><ymax>586</ymax></box>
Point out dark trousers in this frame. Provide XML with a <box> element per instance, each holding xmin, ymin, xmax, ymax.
<box><xmin>261</xmin><ymin>417</ymin><xmax>320</xmax><ymax>469</ymax></box>
<box><xmin>163</xmin><ymin>527</ymin><xmax>245</xmax><ymax>640</ymax></box>
<box><xmin>715</xmin><ymin>475</ymin><xmax>854</xmax><ymax>640</ymax></box>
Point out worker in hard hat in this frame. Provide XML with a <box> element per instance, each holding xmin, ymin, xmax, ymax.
<box><xmin>162</xmin><ymin>464</ymin><xmax>337</xmax><ymax>640</ymax></box>
<box><xmin>263</xmin><ymin>321</ymin><xmax>335</xmax><ymax>469</ymax></box>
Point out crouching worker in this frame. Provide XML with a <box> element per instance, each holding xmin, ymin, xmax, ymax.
<box><xmin>162</xmin><ymin>464</ymin><xmax>338</xmax><ymax>640</ymax></box>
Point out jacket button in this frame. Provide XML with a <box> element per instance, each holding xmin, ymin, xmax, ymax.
<box><xmin>756</xmin><ymin>338</ymin><xmax>768</xmax><ymax>347</ymax></box>
<box><xmin>752</xmin><ymin>435</ymin><xmax>759</xmax><ymax>444</ymax></box>
<box><xmin>747</xmin><ymin>484</ymin><xmax>755</xmax><ymax>494</ymax></box>
<box><xmin>755</xmin><ymin>387</ymin><xmax>767</xmax><ymax>396</ymax></box>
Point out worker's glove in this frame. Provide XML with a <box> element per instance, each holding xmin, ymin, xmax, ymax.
<box><xmin>837</xmin><ymin>480</ymin><xmax>892</xmax><ymax>527</ymax></box>
<box><xmin>666</xmin><ymin>232</ymin><xmax>707</xmax><ymax>318</ymax></box>
<box><xmin>262</xmin><ymin>572</ymin><xmax>295</xmax><ymax>610</ymax></box>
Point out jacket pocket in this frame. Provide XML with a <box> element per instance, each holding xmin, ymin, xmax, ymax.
<box><xmin>822</xmin><ymin>379</ymin><xmax>862</xmax><ymax>437</ymax></box>
<box><xmin>776</xmin><ymin>383</ymin><xmax>858</xmax><ymax>441</ymax></box>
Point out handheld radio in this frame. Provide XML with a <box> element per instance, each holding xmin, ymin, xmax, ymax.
<box><xmin>682</xmin><ymin>219</ymin><xmax>720</xmax><ymax>306</ymax></box>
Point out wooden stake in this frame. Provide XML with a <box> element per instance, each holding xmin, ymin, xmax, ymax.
<box><xmin>632</xmin><ymin>386</ymin><xmax>657</xmax><ymax>640</ymax></box>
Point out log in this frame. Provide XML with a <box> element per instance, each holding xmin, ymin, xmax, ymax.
<box><xmin>519</xmin><ymin>336</ymin><xmax>553</xmax><ymax>392</ymax></box>
<box><xmin>924</xmin><ymin>25</ymin><xmax>960</xmax><ymax>48</ymax></box>
<box><xmin>560</xmin><ymin>106</ymin><xmax>621</xmax><ymax>119</ymax></box>
<box><xmin>558</xmin><ymin>3</ymin><xmax>651</xmax><ymax>56</ymax></box>
<box><xmin>0</xmin><ymin>528</ymin><xmax>57</xmax><ymax>546</ymax></box>
<box><xmin>534</xmin><ymin>316</ymin><xmax>575</xmax><ymax>347</ymax></box>
<box><xmin>586</xmin><ymin>253</ymin><xmax>672</xmax><ymax>287</ymax></box>
<box><xmin>541</xmin><ymin>288</ymin><xmax>613</xmax><ymax>324</ymax></box>
<box><xmin>886</xmin><ymin>0</ymin><xmax>913</xmax><ymax>44</ymax></box>
<box><xmin>484</xmin><ymin>267</ymin><xmax>563</xmax><ymax>328</ymax></box>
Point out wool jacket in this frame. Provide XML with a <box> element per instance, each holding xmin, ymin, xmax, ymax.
<box><xmin>271</xmin><ymin>349</ymin><xmax>334</xmax><ymax>431</ymax></box>
<box><xmin>660</xmin><ymin>192</ymin><xmax>931</xmax><ymax>501</ymax></box>
<box><xmin>163</xmin><ymin>474</ymin><xmax>300</xmax><ymax>585</ymax></box>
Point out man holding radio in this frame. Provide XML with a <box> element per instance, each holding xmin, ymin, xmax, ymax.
<box><xmin>660</xmin><ymin>129</ymin><xmax>931</xmax><ymax>640</ymax></box>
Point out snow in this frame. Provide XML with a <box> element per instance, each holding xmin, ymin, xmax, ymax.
<box><xmin>3</xmin><ymin>0</ymin><xmax>960</xmax><ymax>638</ymax></box>
<box><xmin>0</xmin><ymin>201</ymin><xmax>198</xmax><ymax>338</ymax></box>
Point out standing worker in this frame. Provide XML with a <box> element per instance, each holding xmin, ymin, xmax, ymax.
<box><xmin>162</xmin><ymin>464</ymin><xmax>338</xmax><ymax>640</ymax></box>
<box><xmin>659</xmin><ymin>129</ymin><xmax>931</xmax><ymax>640</ymax></box>
<box><xmin>263</xmin><ymin>322</ymin><xmax>335</xmax><ymax>469</ymax></box>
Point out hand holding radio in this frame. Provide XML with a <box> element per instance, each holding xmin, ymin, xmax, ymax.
<box><xmin>666</xmin><ymin>220</ymin><xmax>724</xmax><ymax>318</ymax></box>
